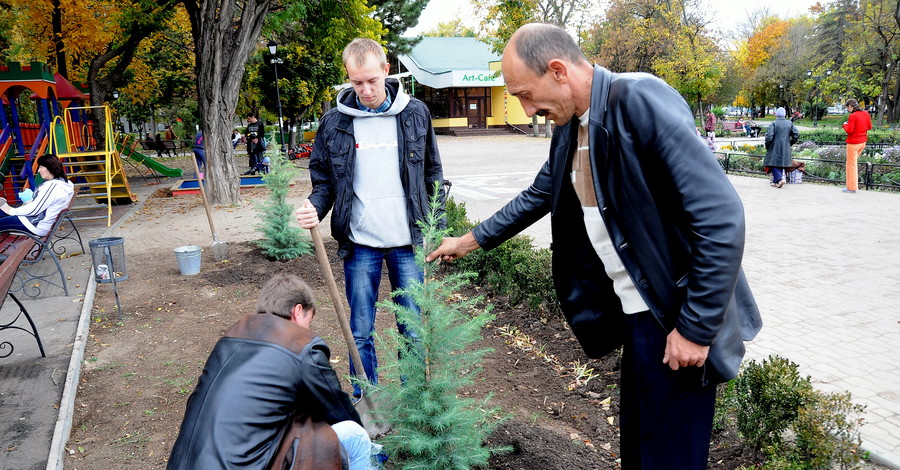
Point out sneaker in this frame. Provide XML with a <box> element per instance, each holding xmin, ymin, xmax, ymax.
<box><xmin>842</xmin><ymin>188</ymin><xmax>857</xmax><ymax>193</ymax></box>
<box><xmin>776</xmin><ymin>180</ymin><xmax>785</xmax><ymax>188</ymax></box>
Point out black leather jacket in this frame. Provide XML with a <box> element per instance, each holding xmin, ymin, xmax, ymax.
<box><xmin>167</xmin><ymin>314</ymin><xmax>360</xmax><ymax>469</ymax></box>
<box><xmin>472</xmin><ymin>65</ymin><xmax>762</xmax><ymax>385</ymax></box>
<box><xmin>308</xmin><ymin>79</ymin><xmax>444</xmax><ymax>258</ymax></box>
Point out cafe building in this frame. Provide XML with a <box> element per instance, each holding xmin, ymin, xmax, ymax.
<box><xmin>397</xmin><ymin>36</ymin><xmax>548</xmax><ymax>135</ymax></box>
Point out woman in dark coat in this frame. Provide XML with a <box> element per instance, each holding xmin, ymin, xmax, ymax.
<box><xmin>764</xmin><ymin>107</ymin><xmax>800</xmax><ymax>188</ymax></box>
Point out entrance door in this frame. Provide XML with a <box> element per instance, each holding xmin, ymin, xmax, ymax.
<box><xmin>466</xmin><ymin>98</ymin><xmax>487</xmax><ymax>128</ymax></box>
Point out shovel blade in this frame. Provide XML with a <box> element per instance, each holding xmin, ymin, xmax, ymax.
<box><xmin>355</xmin><ymin>395</ymin><xmax>390</xmax><ymax>439</ymax></box>
<box><xmin>210</xmin><ymin>241</ymin><xmax>229</xmax><ymax>262</ymax></box>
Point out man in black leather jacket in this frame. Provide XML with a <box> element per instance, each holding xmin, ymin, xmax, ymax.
<box><xmin>427</xmin><ymin>24</ymin><xmax>761</xmax><ymax>469</ymax></box>
<box><xmin>295</xmin><ymin>38</ymin><xmax>443</xmax><ymax>399</ymax></box>
<box><xmin>167</xmin><ymin>274</ymin><xmax>371</xmax><ymax>469</ymax></box>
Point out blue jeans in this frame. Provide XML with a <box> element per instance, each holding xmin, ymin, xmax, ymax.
<box><xmin>343</xmin><ymin>242</ymin><xmax>422</xmax><ymax>397</ymax></box>
<box><xmin>0</xmin><ymin>214</ymin><xmax>29</xmax><ymax>233</ymax></box>
<box><xmin>193</xmin><ymin>148</ymin><xmax>206</xmax><ymax>174</ymax></box>
<box><xmin>771</xmin><ymin>167</ymin><xmax>784</xmax><ymax>184</ymax></box>
<box><xmin>332</xmin><ymin>420</ymin><xmax>381</xmax><ymax>470</ymax></box>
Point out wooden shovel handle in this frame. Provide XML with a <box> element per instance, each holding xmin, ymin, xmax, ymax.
<box><xmin>309</xmin><ymin>226</ymin><xmax>368</xmax><ymax>381</ymax></box>
<box><xmin>190</xmin><ymin>154</ymin><xmax>218</xmax><ymax>242</ymax></box>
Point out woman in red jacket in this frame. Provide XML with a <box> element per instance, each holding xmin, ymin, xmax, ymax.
<box><xmin>842</xmin><ymin>99</ymin><xmax>872</xmax><ymax>193</ymax></box>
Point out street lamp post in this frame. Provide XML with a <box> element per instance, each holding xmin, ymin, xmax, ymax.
<box><xmin>806</xmin><ymin>69</ymin><xmax>832</xmax><ymax>127</ymax></box>
<box><xmin>778</xmin><ymin>83</ymin><xmax>784</xmax><ymax>108</ymax></box>
<box><xmin>267</xmin><ymin>40</ymin><xmax>286</xmax><ymax>153</ymax></box>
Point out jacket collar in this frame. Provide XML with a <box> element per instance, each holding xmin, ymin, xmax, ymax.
<box><xmin>225</xmin><ymin>313</ymin><xmax>315</xmax><ymax>355</ymax></box>
<box><xmin>589</xmin><ymin>65</ymin><xmax>612</xmax><ymax>127</ymax></box>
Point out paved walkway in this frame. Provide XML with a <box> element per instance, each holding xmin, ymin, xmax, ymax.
<box><xmin>441</xmin><ymin>135</ymin><xmax>900</xmax><ymax>468</ymax></box>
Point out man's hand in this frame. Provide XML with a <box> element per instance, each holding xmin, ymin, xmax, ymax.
<box><xmin>294</xmin><ymin>200</ymin><xmax>319</xmax><ymax>229</ymax></box>
<box><xmin>425</xmin><ymin>232</ymin><xmax>481</xmax><ymax>263</ymax></box>
<box><xmin>662</xmin><ymin>328</ymin><xmax>709</xmax><ymax>371</ymax></box>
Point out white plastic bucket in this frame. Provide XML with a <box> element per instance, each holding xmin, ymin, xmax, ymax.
<box><xmin>174</xmin><ymin>245</ymin><xmax>202</xmax><ymax>275</ymax></box>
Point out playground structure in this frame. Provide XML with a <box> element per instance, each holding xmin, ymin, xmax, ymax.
<box><xmin>0</xmin><ymin>62</ymin><xmax>182</xmax><ymax>226</ymax></box>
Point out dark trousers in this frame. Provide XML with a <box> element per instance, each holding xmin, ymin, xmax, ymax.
<box><xmin>619</xmin><ymin>311</ymin><xmax>717</xmax><ymax>469</ymax></box>
<box><xmin>0</xmin><ymin>214</ymin><xmax>29</xmax><ymax>233</ymax></box>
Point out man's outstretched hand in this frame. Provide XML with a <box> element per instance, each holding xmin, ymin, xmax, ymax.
<box><xmin>425</xmin><ymin>232</ymin><xmax>481</xmax><ymax>263</ymax></box>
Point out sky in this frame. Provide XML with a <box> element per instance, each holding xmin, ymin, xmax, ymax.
<box><xmin>404</xmin><ymin>0</ymin><xmax>823</xmax><ymax>37</ymax></box>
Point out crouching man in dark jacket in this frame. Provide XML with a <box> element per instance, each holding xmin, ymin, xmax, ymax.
<box><xmin>167</xmin><ymin>274</ymin><xmax>374</xmax><ymax>470</ymax></box>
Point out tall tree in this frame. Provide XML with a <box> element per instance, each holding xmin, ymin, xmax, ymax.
<box><xmin>584</xmin><ymin>0</ymin><xmax>722</xmax><ymax>114</ymax></box>
<box><xmin>182</xmin><ymin>0</ymin><xmax>274</xmax><ymax>204</ymax></box>
<box><xmin>583</xmin><ymin>0</ymin><xmax>674</xmax><ymax>73</ymax></box>
<box><xmin>0</xmin><ymin>2</ymin><xmax>14</xmax><ymax>64</ymax></box>
<box><xmin>848</xmin><ymin>0</ymin><xmax>900</xmax><ymax>124</ymax></box>
<box><xmin>7</xmin><ymin>0</ymin><xmax>178</xmax><ymax>144</ymax></box>
<box><xmin>369</xmin><ymin>0</ymin><xmax>429</xmax><ymax>54</ymax></box>
<box><xmin>734</xmin><ymin>18</ymin><xmax>791</xmax><ymax>115</ymax></box>
<box><xmin>253</xmin><ymin>0</ymin><xmax>384</xmax><ymax>147</ymax></box>
<box><xmin>816</xmin><ymin>0</ymin><xmax>855</xmax><ymax>69</ymax></box>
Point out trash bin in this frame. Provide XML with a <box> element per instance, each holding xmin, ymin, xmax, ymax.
<box><xmin>89</xmin><ymin>237</ymin><xmax>128</xmax><ymax>283</ymax></box>
<box><xmin>89</xmin><ymin>237</ymin><xmax>127</xmax><ymax>319</ymax></box>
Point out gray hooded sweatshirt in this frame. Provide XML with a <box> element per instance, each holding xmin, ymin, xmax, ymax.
<box><xmin>335</xmin><ymin>83</ymin><xmax>412</xmax><ymax>248</ymax></box>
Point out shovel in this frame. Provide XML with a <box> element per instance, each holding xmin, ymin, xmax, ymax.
<box><xmin>309</xmin><ymin>225</ymin><xmax>389</xmax><ymax>438</ymax></box>
<box><xmin>190</xmin><ymin>156</ymin><xmax>228</xmax><ymax>261</ymax></box>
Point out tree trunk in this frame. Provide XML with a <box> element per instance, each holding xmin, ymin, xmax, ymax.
<box><xmin>184</xmin><ymin>0</ymin><xmax>272</xmax><ymax>205</ymax></box>
<box><xmin>51</xmin><ymin>0</ymin><xmax>67</xmax><ymax>79</ymax></box>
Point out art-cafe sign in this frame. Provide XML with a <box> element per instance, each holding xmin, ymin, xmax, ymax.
<box><xmin>451</xmin><ymin>70</ymin><xmax>504</xmax><ymax>87</ymax></box>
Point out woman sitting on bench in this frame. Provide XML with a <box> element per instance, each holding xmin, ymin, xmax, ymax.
<box><xmin>0</xmin><ymin>154</ymin><xmax>75</xmax><ymax>237</ymax></box>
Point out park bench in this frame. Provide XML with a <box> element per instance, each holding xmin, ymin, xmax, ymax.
<box><xmin>0</xmin><ymin>196</ymin><xmax>85</xmax><ymax>299</ymax></box>
<box><xmin>719</xmin><ymin>120</ymin><xmax>760</xmax><ymax>137</ymax></box>
<box><xmin>138</xmin><ymin>139</ymin><xmax>181</xmax><ymax>156</ymax></box>
<box><xmin>0</xmin><ymin>234</ymin><xmax>46</xmax><ymax>358</ymax></box>
<box><xmin>138</xmin><ymin>140</ymin><xmax>156</xmax><ymax>152</ymax></box>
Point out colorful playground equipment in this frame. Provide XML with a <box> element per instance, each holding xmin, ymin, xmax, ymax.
<box><xmin>0</xmin><ymin>61</ymin><xmax>182</xmax><ymax>226</ymax></box>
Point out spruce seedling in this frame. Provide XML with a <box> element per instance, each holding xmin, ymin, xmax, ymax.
<box><xmin>367</xmin><ymin>184</ymin><xmax>508</xmax><ymax>469</ymax></box>
<box><xmin>255</xmin><ymin>153</ymin><xmax>311</xmax><ymax>260</ymax></box>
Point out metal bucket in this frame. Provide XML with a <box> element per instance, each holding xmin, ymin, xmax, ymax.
<box><xmin>173</xmin><ymin>245</ymin><xmax>202</xmax><ymax>275</ymax></box>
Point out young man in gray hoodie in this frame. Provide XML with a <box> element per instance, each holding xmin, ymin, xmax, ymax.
<box><xmin>295</xmin><ymin>38</ymin><xmax>444</xmax><ymax>399</ymax></box>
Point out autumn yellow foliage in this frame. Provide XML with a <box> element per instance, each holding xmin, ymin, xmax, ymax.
<box><xmin>735</xmin><ymin>20</ymin><xmax>790</xmax><ymax>74</ymax></box>
<box><xmin>6</xmin><ymin>0</ymin><xmax>122</xmax><ymax>80</ymax></box>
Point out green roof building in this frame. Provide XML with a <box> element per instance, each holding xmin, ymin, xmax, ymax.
<box><xmin>398</xmin><ymin>37</ymin><xmax>548</xmax><ymax>135</ymax></box>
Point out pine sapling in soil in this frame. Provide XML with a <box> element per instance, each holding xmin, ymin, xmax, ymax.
<box><xmin>367</xmin><ymin>186</ymin><xmax>508</xmax><ymax>469</ymax></box>
<box><xmin>255</xmin><ymin>153</ymin><xmax>311</xmax><ymax>260</ymax></box>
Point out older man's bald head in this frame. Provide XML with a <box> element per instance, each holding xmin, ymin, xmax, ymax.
<box><xmin>506</xmin><ymin>23</ymin><xmax>589</xmax><ymax>76</ymax></box>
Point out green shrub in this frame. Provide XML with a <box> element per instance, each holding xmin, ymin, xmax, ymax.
<box><xmin>718</xmin><ymin>355</ymin><xmax>867</xmax><ymax>470</ymax></box>
<box><xmin>443</xmin><ymin>197</ymin><xmax>560</xmax><ymax>314</ymax></box>
<box><xmin>802</xmin><ymin>102</ymin><xmax>828</xmax><ymax>122</ymax></box>
<box><xmin>732</xmin><ymin>356</ymin><xmax>812</xmax><ymax>451</ymax></box>
<box><xmin>713</xmin><ymin>106</ymin><xmax>727</xmax><ymax>120</ymax></box>
<box><xmin>793</xmin><ymin>391</ymin><xmax>865</xmax><ymax>470</ymax></box>
<box><xmin>445</xmin><ymin>196</ymin><xmax>475</xmax><ymax>237</ymax></box>
<box><xmin>798</xmin><ymin>128</ymin><xmax>845</xmax><ymax>144</ymax></box>
<box><xmin>254</xmin><ymin>154</ymin><xmax>311</xmax><ymax>260</ymax></box>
